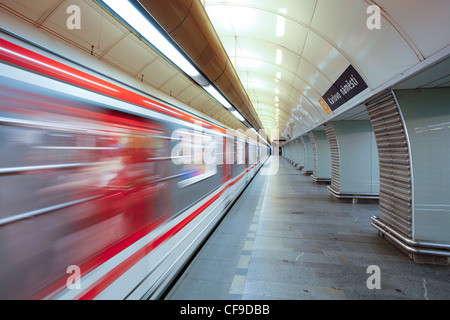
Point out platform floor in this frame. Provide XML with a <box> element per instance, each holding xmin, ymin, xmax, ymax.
<box><xmin>165</xmin><ymin>156</ymin><xmax>450</xmax><ymax>300</ymax></box>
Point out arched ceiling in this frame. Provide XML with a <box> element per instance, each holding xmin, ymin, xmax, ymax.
<box><xmin>0</xmin><ymin>0</ymin><xmax>449</xmax><ymax>143</ymax></box>
<box><xmin>202</xmin><ymin>0</ymin><xmax>450</xmax><ymax>140</ymax></box>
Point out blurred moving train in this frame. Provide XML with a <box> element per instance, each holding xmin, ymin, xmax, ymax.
<box><xmin>0</xmin><ymin>36</ymin><xmax>269</xmax><ymax>299</ymax></box>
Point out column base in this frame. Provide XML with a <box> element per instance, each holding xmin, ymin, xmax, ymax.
<box><xmin>311</xmin><ymin>175</ymin><xmax>331</xmax><ymax>185</ymax></box>
<box><xmin>371</xmin><ymin>216</ymin><xmax>450</xmax><ymax>265</ymax></box>
<box><xmin>328</xmin><ymin>186</ymin><xmax>379</xmax><ymax>204</ymax></box>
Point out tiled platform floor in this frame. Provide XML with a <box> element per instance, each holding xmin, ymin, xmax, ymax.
<box><xmin>166</xmin><ymin>156</ymin><xmax>450</xmax><ymax>300</ymax></box>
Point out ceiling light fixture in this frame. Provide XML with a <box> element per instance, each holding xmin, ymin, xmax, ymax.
<box><xmin>276</xmin><ymin>9</ymin><xmax>287</xmax><ymax>37</ymax></box>
<box><xmin>204</xmin><ymin>84</ymin><xmax>233</xmax><ymax>109</ymax></box>
<box><xmin>102</xmin><ymin>0</ymin><xmax>200</xmax><ymax>79</ymax></box>
<box><xmin>231</xmin><ymin>110</ymin><xmax>245</xmax><ymax>122</ymax></box>
<box><xmin>276</xmin><ymin>49</ymin><xmax>282</xmax><ymax>65</ymax></box>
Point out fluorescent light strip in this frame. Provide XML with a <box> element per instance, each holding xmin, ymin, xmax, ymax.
<box><xmin>276</xmin><ymin>9</ymin><xmax>286</xmax><ymax>37</ymax></box>
<box><xmin>276</xmin><ymin>49</ymin><xmax>282</xmax><ymax>65</ymax></box>
<box><xmin>231</xmin><ymin>110</ymin><xmax>245</xmax><ymax>122</ymax></box>
<box><xmin>103</xmin><ymin>0</ymin><xmax>200</xmax><ymax>78</ymax></box>
<box><xmin>276</xmin><ymin>17</ymin><xmax>285</xmax><ymax>37</ymax></box>
<box><xmin>204</xmin><ymin>84</ymin><xmax>233</xmax><ymax>109</ymax></box>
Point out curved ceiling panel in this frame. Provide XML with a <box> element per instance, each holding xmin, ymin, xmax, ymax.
<box><xmin>204</xmin><ymin>0</ymin><xmax>340</xmax><ymax>138</ymax></box>
<box><xmin>301</xmin><ymin>32</ymin><xmax>350</xmax><ymax>83</ymax></box>
<box><xmin>204</xmin><ymin>0</ymin><xmax>450</xmax><ymax>140</ymax></box>
<box><xmin>312</xmin><ymin>0</ymin><xmax>420</xmax><ymax>88</ymax></box>
<box><xmin>377</xmin><ymin>0</ymin><xmax>449</xmax><ymax>58</ymax></box>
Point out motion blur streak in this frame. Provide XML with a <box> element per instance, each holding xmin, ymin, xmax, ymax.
<box><xmin>0</xmin><ymin>38</ymin><xmax>268</xmax><ymax>299</ymax></box>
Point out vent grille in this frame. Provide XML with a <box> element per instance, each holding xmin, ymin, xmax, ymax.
<box><xmin>366</xmin><ymin>92</ymin><xmax>412</xmax><ymax>238</ymax></box>
<box><xmin>325</xmin><ymin>122</ymin><xmax>340</xmax><ymax>193</ymax></box>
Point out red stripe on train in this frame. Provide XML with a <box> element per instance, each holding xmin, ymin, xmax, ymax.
<box><xmin>76</xmin><ymin>192</ymin><xmax>225</xmax><ymax>299</ymax></box>
<box><xmin>75</xmin><ymin>169</ymin><xmax>252</xmax><ymax>300</ymax></box>
<box><xmin>0</xmin><ymin>39</ymin><xmax>225</xmax><ymax>133</ymax></box>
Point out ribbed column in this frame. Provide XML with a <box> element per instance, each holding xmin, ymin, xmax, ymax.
<box><xmin>367</xmin><ymin>92</ymin><xmax>412</xmax><ymax>238</ymax></box>
<box><xmin>325</xmin><ymin>123</ymin><xmax>341</xmax><ymax>193</ymax></box>
<box><xmin>367</xmin><ymin>89</ymin><xmax>450</xmax><ymax>263</ymax></box>
<box><xmin>295</xmin><ymin>138</ymin><xmax>304</xmax><ymax>169</ymax></box>
<box><xmin>309</xmin><ymin>131</ymin><xmax>331</xmax><ymax>184</ymax></box>
<box><xmin>300</xmin><ymin>135</ymin><xmax>313</xmax><ymax>175</ymax></box>
<box><xmin>324</xmin><ymin>121</ymin><xmax>379</xmax><ymax>201</ymax></box>
<box><xmin>285</xmin><ymin>143</ymin><xmax>290</xmax><ymax>162</ymax></box>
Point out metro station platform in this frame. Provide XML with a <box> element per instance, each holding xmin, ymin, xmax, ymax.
<box><xmin>166</xmin><ymin>156</ymin><xmax>450</xmax><ymax>300</ymax></box>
